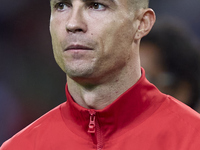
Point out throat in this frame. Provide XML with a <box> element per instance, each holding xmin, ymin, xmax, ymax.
<box><xmin>67</xmin><ymin>66</ymin><xmax>141</xmax><ymax>110</ymax></box>
<box><xmin>68</xmin><ymin>81</ymin><xmax>117</xmax><ymax>110</ymax></box>
<box><xmin>80</xmin><ymin>90</ymin><xmax>112</xmax><ymax>110</ymax></box>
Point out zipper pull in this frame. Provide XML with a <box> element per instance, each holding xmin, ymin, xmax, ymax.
<box><xmin>88</xmin><ymin>110</ymin><xmax>96</xmax><ymax>133</ymax></box>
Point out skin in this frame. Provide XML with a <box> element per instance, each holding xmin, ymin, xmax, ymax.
<box><xmin>50</xmin><ymin>0</ymin><xmax>155</xmax><ymax>109</ymax></box>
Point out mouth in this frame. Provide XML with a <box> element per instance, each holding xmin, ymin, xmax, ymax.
<box><xmin>65</xmin><ymin>44</ymin><xmax>93</xmax><ymax>51</ymax></box>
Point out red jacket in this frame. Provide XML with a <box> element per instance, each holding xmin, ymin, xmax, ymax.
<box><xmin>1</xmin><ymin>69</ymin><xmax>200</xmax><ymax>150</ymax></box>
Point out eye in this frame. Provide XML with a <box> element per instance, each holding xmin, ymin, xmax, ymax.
<box><xmin>89</xmin><ymin>3</ymin><xmax>106</xmax><ymax>10</ymax></box>
<box><xmin>55</xmin><ymin>2</ymin><xmax>69</xmax><ymax>11</ymax></box>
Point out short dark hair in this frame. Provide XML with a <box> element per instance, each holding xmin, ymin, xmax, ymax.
<box><xmin>129</xmin><ymin>0</ymin><xmax>149</xmax><ymax>9</ymax></box>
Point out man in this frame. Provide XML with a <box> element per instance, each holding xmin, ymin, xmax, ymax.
<box><xmin>1</xmin><ymin>0</ymin><xmax>200</xmax><ymax>149</ymax></box>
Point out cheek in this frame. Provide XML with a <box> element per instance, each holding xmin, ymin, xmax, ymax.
<box><xmin>101</xmin><ymin>19</ymin><xmax>134</xmax><ymax>53</ymax></box>
<box><xmin>50</xmin><ymin>22</ymin><xmax>66</xmax><ymax>71</ymax></box>
<box><xmin>92</xmin><ymin>20</ymin><xmax>134</xmax><ymax>69</ymax></box>
<box><xmin>50</xmin><ymin>17</ymin><xmax>66</xmax><ymax>52</ymax></box>
<box><xmin>50</xmin><ymin>14</ymin><xmax>66</xmax><ymax>42</ymax></box>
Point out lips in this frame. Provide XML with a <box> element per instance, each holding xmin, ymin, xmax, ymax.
<box><xmin>65</xmin><ymin>45</ymin><xmax>93</xmax><ymax>51</ymax></box>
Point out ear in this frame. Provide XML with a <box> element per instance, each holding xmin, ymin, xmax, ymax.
<box><xmin>134</xmin><ymin>8</ymin><xmax>156</xmax><ymax>40</ymax></box>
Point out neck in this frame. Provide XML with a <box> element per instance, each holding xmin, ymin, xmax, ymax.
<box><xmin>67</xmin><ymin>45</ymin><xmax>142</xmax><ymax>109</ymax></box>
<box><xmin>67</xmin><ymin>64</ymin><xmax>141</xmax><ymax>110</ymax></box>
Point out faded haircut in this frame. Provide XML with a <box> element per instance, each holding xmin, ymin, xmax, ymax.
<box><xmin>129</xmin><ymin>0</ymin><xmax>149</xmax><ymax>9</ymax></box>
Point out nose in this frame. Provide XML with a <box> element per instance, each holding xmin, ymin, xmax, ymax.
<box><xmin>66</xmin><ymin>7</ymin><xmax>87</xmax><ymax>33</ymax></box>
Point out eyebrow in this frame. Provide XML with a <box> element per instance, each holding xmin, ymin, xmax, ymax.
<box><xmin>82</xmin><ymin>0</ymin><xmax>114</xmax><ymax>2</ymax></box>
<box><xmin>50</xmin><ymin>0</ymin><xmax>115</xmax><ymax>7</ymax></box>
<box><xmin>50</xmin><ymin>0</ymin><xmax>114</xmax><ymax>2</ymax></box>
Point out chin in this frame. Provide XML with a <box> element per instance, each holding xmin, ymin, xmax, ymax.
<box><xmin>66</xmin><ymin>67</ymin><xmax>95</xmax><ymax>79</ymax></box>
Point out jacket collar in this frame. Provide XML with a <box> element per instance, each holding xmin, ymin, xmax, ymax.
<box><xmin>61</xmin><ymin>68</ymin><xmax>165</xmax><ymax>140</ymax></box>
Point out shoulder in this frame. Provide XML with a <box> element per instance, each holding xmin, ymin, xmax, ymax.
<box><xmin>153</xmin><ymin>94</ymin><xmax>200</xmax><ymax>128</ymax></box>
<box><xmin>1</xmin><ymin>102</ymin><xmax>66</xmax><ymax>150</ymax></box>
<box><xmin>153</xmin><ymin>95</ymin><xmax>200</xmax><ymax>144</ymax></box>
<box><xmin>142</xmin><ymin>95</ymin><xmax>200</xmax><ymax>149</ymax></box>
<box><xmin>162</xmin><ymin>95</ymin><xmax>200</xmax><ymax>124</ymax></box>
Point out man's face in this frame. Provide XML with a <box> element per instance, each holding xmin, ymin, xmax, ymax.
<box><xmin>50</xmin><ymin>0</ymin><xmax>139</xmax><ymax>81</ymax></box>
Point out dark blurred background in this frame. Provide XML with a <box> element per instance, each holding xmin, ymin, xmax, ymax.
<box><xmin>1</xmin><ymin>0</ymin><xmax>200</xmax><ymax>145</ymax></box>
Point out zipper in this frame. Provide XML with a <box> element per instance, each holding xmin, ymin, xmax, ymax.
<box><xmin>96</xmin><ymin>118</ymin><xmax>103</xmax><ymax>150</ymax></box>
<box><xmin>88</xmin><ymin>110</ymin><xmax>96</xmax><ymax>133</ymax></box>
<box><xmin>88</xmin><ymin>110</ymin><xmax>103</xmax><ymax>150</ymax></box>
